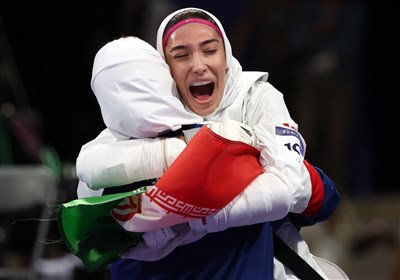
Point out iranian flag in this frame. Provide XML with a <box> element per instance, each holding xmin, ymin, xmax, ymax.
<box><xmin>111</xmin><ymin>126</ymin><xmax>263</xmax><ymax>232</ymax></box>
<box><xmin>58</xmin><ymin>126</ymin><xmax>262</xmax><ymax>271</ymax></box>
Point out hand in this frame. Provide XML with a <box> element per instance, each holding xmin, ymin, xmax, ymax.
<box><xmin>122</xmin><ymin>223</ymin><xmax>206</xmax><ymax>261</ymax></box>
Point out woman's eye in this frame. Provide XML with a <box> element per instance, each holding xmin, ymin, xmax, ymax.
<box><xmin>174</xmin><ymin>53</ymin><xmax>188</xmax><ymax>59</ymax></box>
<box><xmin>205</xmin><ymin>49</ymin><xmax>217</xmax><ymax>55</ymax></box>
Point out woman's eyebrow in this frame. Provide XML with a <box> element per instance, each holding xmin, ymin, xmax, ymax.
<box><xmin>201</xmin><ymin>38</ymin><xmax>220</xmax><ymax>47</ymax></box>
<box><xmin>169</xmin><ymin>38</ymin><xmax>221</xmax><ymax>53</ymax></box>
<box><xmin>169</xmin><ymin>45</ymin><xmax>187</xmax><ymax>53</ymax></box>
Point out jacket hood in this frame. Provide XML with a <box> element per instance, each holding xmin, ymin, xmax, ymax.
<box><xmin>91</xmin><ymin>36</ymin><xmax>202</xmax><ymax>139</ymax></box>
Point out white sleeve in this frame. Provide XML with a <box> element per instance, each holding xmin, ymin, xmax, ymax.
<box><xmin>249</xmin><ymin>84</ymin><xmax>312</xmax><ymax>214</ymax></box>
<box><xmin>76</xmin><ymin>128</ymin><xmax>186</xmax><ymax>190</ymax></box>
<box><xmin>253</xmin><ymin>121</ymin><xmax>312</xmax><ymax>214</ymax></box>
<box><xmin>202</xmin><ymin>172</ymin><xmax>311</xmax><ymax>233</ymax></box>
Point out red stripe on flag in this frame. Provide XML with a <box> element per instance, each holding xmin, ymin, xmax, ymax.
<box><xmin>111</xmin><ymin>195</ymin><xmax>142</xmax><ymax>221</ymax></box>
<box><xmin>111</xmin><ymin>209</ymin><xmax>137</xmax><ymax>222</ymax></box>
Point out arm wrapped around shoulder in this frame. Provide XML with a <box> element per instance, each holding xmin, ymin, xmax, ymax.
<box><xmin>112</xmin><ymin>125</ymin><xmax>263</xmax><ymax>233</ymax></box>
<box><xmin>76</xmin><ymin>131</ymin><xmax>186</xmax><ymax>190</ymax></box>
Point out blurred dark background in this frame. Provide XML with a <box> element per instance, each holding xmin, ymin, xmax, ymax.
<box><xmin>0</xmin><ymin>0</ymin><xmax>399</xmax><ymax>279</ymax></box>
<box><xmin>1</xmin><ymin>0</ymin><xmax>398</xmax><ymax>196</ymax></box>
<box><xmin>1</xmin><ymin>0</ymin><xmax>397</xmax><ymax>197</ymax></box>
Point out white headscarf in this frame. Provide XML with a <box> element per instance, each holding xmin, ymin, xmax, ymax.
<box><xmin>156</xmin><ymin>8</ymin><xmax>246</xmax><ymax>120</ymax></box>
<box><xmin>91</xmin><ymin>36</ymin><xmax>202</xmax><ymax>140</ymax></box>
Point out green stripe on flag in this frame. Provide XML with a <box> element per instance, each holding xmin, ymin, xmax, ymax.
<box><xmin>57</xmin><ymin>187</ymin><xmax>147</xmax><ymax>271</ymax></box>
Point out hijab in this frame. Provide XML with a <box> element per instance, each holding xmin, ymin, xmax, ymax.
<box><xmin>91</xmin><ymin>36</ymin><xmax>202</xmax><ymax>140</ymax></box>
<box><xmin>156</xmin><ymin>7</ymin><xmax>245</xmax><ymax>120</ymax></box>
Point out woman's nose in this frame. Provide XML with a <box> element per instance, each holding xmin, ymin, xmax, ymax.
<box><xmin>192</xmin><ymin>54</ymin><xmax>206</xmax><ymax>74</ymax></box>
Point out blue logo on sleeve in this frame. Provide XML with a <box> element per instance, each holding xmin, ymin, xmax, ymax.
<box><xmin>275</xmin><ymin>126</ymin><xmax>305</xmax><ymax>157</ymax></box>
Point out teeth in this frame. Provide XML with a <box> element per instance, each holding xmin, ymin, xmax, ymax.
<box><xmin>191</xmin><ymin>81</ymin><xmax>212</xmax><ymax>86</ymax></box>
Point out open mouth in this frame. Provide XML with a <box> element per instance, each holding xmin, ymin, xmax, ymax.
<box><xmin>189</xmin><ymin>81</ymin><xmax>214</xmax><ymax>102</ymax></box>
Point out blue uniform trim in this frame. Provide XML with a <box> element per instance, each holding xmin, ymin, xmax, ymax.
<box><xmin>288</xmin><ymin>166</ymin><xmax>340</xmax><ymax>229</ymax></box>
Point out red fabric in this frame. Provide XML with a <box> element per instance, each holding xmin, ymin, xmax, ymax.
<box><xmin>302</xmin><ymin>160</ymin><xmax>324</xmax><ymax>217</ymax></box>
<box><xmin>154</xmin><ymin>126</ymin><xmax>263</xmax><ymax>210</ymax></box>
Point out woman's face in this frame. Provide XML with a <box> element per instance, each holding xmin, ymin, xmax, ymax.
<box><xmin>164</xmin><ymin>23</ymin><xmax>227</xmax><ymax>116</ymax></box>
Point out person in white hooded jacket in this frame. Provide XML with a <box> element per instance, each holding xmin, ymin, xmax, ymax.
<box><xmin>75</xmin><ymin>8</ymin><xmax>346</xmax><ymax>280</ymax></box>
